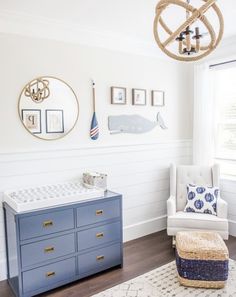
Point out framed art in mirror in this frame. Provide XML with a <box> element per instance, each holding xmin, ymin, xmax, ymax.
<box><xmin>21</xmin><ymin>109</ymin><xmax>42</xmax><ymax>134</ymax></box>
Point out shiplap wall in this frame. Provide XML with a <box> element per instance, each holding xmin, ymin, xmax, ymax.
<box><xmin>0</xmin><ymin>139</ymin><xmax>192</xmax><ymax>280</ymax></box>
<box><xmin>221</xmin><ymin>178</ymin><xmax>236</xmax><ymax>237</ymax></box>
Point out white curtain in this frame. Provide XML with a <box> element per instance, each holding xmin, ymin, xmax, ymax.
<box><xmin>193</xmin><ymin>63</ymin><xmax>214</xmax><ymax>165</ymax></box>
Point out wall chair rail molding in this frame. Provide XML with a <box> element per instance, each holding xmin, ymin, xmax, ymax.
<box><xmin>0</xmin><ymin>140</ymin><xmax>192</xmax><ymax>162</ymax></box>
<box><xmin>0</xmin><ymin>140</ymin><xmax>192</xmax><ymax>281</ymax></box>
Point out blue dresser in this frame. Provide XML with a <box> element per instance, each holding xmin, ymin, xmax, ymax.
<box><xmin>3</xmin><ymin>190</ymin><xmax>123</xmax><ymax>297</ymax></box>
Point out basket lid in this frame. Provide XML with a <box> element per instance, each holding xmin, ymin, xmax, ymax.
<box><xmin>176</xmin><ymin>231</ymin><xmax>229</xmax><ymax>261</ymax></box>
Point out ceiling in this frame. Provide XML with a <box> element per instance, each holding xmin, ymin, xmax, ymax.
<box><xmin>0</xmin><ymin>0</ymin><xmax>236</xmax><ymax>55</ymax></box>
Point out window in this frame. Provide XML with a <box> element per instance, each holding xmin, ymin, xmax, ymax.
<box><xmin>212</xmin><ymin>63</ymin><xmax>236</xmax><ymax>176</ymax></box>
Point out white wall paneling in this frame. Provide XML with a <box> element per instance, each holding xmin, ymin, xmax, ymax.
<box><xmin>0</xmin><ymin>140</ymin><xmax>192</xmax><ymax>280</ymax></box>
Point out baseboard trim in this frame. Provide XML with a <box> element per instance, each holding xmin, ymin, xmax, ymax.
<box><xmin>123</xmin><ymin>216</ymin><xmax>167</xmax><ymax>242</ymax></box>
<box><xmin>229</xmin><ymin>220</ymin><xmax>236</xmax><ymax>237</ymax></box>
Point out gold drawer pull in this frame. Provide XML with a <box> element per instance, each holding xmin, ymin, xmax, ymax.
<box><xmin>96</xmin><ymin>255</ymin><xmax>105</xmax><ymax>261</ymax></box>
<box><xmin>96</xmin><ymin>232</ymin><xmax>104</xmax><ymax>238</ymax></box>
<box><xmin>44</xmin><ymin>246</ymin><xmax>55</xmax><ymax>253</ymax></box>
<box><xmin>46</xmin><ymin>271</ymin><xmax>56</xmax><ymax>278</ymax></box>
<box><xmin>96</xmin><ymin>210</ymin><xmax>103</xmax><ymax>216</ymax></box>
<box><xmin>43</xmin><ymin>220</ymin><xmax>53</xmax><ymax>228</ymax></box>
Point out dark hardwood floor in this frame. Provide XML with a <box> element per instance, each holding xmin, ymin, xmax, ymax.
<box><xmin>1</xmin><ymin>231</ymin><xmax>236</xmax><ymax>297</ymax></box>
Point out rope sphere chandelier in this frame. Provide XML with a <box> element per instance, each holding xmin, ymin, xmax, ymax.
<box><xmin>153</xmin><ymin>0</ymin><xmax>224</xmax><ymax>61</ymax></box>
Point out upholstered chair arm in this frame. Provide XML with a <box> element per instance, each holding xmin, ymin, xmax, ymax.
<box><xmin>217</xmin><ymin>196</ymin><xmax>228</xmax><ymax>219</ymax></box>
<box><xmin>167</xmin><ymin>195</ymin><xmax>176</xmax><ymax>217</ymax></box>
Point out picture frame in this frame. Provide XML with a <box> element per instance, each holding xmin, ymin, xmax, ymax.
<box><xmin>21</xmin><ymin>109</ymin><xmax>42</xmax><ymax>134</ymax></box>
<box><xmin>132</xmin><ymin>89</ymin><xmax>146</xmax><ymax>106</ymax></box>
<box><xmin>152</xmin><ymin>90</ymin><xmax>165</xmax><ymax>106</ymax></box>
<box><xmin>46</xmin><ymin>109</ymin><xmax>64</xmax><ymax>134</ymax></box>
<box><xmin>111</xmin><ymin>87</ymin><xmax>127</xmax><ymax>105</ymax></box>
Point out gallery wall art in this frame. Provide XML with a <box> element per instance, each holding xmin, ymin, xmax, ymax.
<box><xmin>110</xmin><ymin>87</ymin><xmax>165</xmax><ymax>106</ymax></box>
<box><xmin>111</xmin><ymin>87</ymin><xmax>127</xmax><ymax>105</ymax></box>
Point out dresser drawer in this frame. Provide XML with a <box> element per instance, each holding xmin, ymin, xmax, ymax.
<box><xmin>19</xmin><ymin>209</ymin><xmax>74</xmax><ymax>240</ymax></box>
<box><xmin>22</xmin><ymin>257</ymin><xmax>76</xmax><ymax>293</ymax></box>
<box><xmin>21</xmin><ymin>233</ymin><xmax>75</xmax><ymax>268</ymax></box>
<box><xmin>78</xmin><ymin>222</ymin><xmax>121</xmax><ymax>251</ymax></box>
<box><xmin>78</xmin><ymin>243</ymin><xmax>121</xmax><ymax>276</ymax></box>
<box><xmin>77</xmin><ymin>199</ymin><xmax>120</xmax><ymax>227</ymax></box>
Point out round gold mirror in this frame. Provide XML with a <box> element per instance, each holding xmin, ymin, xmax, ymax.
<box><xmin>18</xmin><ymin>76</ymin><xmax>79</xmax><ymax>140</ymax></box>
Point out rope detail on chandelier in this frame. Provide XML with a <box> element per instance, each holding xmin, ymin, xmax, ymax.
<box><xmin>153</xmin><ymin>0</ymin><xmax>224</xmax><ymax>61</ymax></box>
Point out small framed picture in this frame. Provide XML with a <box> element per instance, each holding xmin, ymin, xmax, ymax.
<box><xmin>111</xmin><ymin>87</ymin><xmax>127</xmax><ymax>105</ymax></box>
<box><xmin>132</xmin><ymin>89</ymin><xmax>146</xmax><ymax>106</ymax></box>
<box><xmin>152</xmin><ymin>90</ymin><xmax>165</xmax><ymax>106</ymax></box>
<box><xmin>46</xmin><ymin>109</ymin><xmax>64</xmax><ymax>133</ymax></box>
<box><xmin>21</xmin><ymin>109</ymin><xmax>42</xmax><ymax>134</ymax></box>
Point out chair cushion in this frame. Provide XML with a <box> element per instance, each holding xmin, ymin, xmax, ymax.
<box><xmin>184</xmin><ymin>184</ymin><xmax>219</xmax><ymax>216</ymax></box>
<box><xmin>168</xmin><ymin>211</ymin><xmax>228</xmax><ymax>231</ymax></box>
<box><xmin>176</xmin><ymin>166</ymin><xmax>213</xmax><ymax>211</ymax></box>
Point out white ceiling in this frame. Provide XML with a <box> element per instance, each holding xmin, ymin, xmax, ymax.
<box><xmin>0</xmin><ymin>0</ymin><xmax>236</xmax><ymax>56</ymax></box>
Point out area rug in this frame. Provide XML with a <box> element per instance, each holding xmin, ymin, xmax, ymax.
<box><xmin>93</xmin><ymin>260</ymin><xmax>236</xmax><ymax>297</ymax></box>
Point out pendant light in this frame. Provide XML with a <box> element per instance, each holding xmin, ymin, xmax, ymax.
<box><xmin>153</xmin><ymin>0</ymin><xmax>224</xmax><ymax>61</ymax></box>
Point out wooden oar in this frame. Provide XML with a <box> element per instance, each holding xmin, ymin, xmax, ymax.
<box><xmin>90</xmin><ymin>80</ymin><xmax>99</xmax><ymax>140</ymax></box>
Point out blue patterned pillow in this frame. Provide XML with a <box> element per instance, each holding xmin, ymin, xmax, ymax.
<box><xmin>184</xmin><ymin>184</ymin><xmax>219</xmax><ymax>216</ymax></box>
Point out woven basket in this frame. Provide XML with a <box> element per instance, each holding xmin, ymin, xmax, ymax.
<box><xmin>176</xmin><ymin>231</ymin><xmax>229</xmax><ymax>288</ymax></box>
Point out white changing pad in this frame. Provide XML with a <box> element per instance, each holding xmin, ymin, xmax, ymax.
<box><xmin>4</xmin><ymin>181</ymin><xmax>105</xmax><ymax>213</ymax></box>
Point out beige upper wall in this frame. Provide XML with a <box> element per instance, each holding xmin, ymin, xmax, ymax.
<box><xmin>0</xmin><ymin>33</ymin><xmax>193</xmax><ymax>152</ymax></box>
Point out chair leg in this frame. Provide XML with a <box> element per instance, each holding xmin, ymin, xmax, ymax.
<box><xmin>172</xmin><ymin>236</ymin><xmax>176</xmax><ymax>248</ymax></box>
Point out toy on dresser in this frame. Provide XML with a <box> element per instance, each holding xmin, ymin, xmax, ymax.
<box><xmin>83</xmin><ymin>172</ymin><xmax>107</xmax><ymax>190</ymax></box>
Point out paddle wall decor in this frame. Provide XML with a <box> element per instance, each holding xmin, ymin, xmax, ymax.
<box><xmin>108</xmin><ymin>112</ymin><xmax>167</xmax><ymax>134</ymax></box>
<box><xmin>90</xmin><ymin>80</ymin><xmax>99</xmax><ymax>140</ymax></box>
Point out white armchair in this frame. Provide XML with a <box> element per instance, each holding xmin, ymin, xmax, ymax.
<box><xmin>167</xmin><ymin>164</ymin><xmax>229</xmax><ymax>240</ymax></box>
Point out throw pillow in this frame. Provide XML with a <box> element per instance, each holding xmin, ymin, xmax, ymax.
<box><xmin>184</xmin><ymin>184</ymin><xmax>219</xmax><ymax>216</ymax></box>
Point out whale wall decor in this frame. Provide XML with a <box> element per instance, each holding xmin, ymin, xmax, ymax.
<box><xmin>108</xmin><ymin>112</ymin><xmax>167</xmax><ymax>134</ymax></box>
